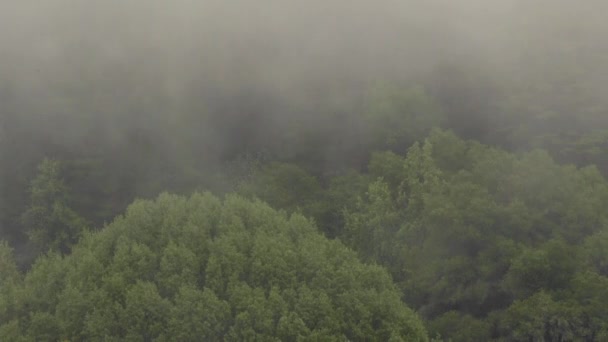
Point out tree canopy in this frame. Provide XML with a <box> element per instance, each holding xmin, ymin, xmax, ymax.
<box><xmin>0</xmin><ymin>193</ymin><xmax>427</xmax><ymax>341</ymax></box>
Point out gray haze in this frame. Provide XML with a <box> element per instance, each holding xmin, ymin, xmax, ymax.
<box><xmin>1</xmin><ymin>0</ymin><xmax>607</xmax><ymax>150</ymax></box>
<box><xmin>1</xmin><ymin>0</ymin><xmax>608</xmax><ymax>261</ymax></box>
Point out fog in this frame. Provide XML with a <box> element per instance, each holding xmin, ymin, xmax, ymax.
<box><xmin>3</xmin><ymin>1</ymin><xmax>606</xmax><ymax>137</ymax></box>
<box><xmin>3</xmin><ymin>3</ymin><xmax>608</xmax><ymax>339</ymax></box>
<box><xmin>1</xmin><ymin>0</ymin><xmax>608</xmax><ymax>236</ymax></box>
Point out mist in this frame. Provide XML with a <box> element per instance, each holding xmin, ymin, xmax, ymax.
<box><xmin>2</xmin><ymin>1</ymin><xmax>606</xmax><ymax>148</ymax></box>
<box><xmin>0</xmin><ymin>0</ymin><xmax>606</xmax><ymax>231</ymax></box>
<box><xmin>2</xmin><ymin>1</ymin><xmax>608</xmax><ymax>340</ymax></box>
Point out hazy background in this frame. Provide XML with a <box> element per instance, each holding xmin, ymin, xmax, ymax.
<box><xmin>2</xmin><ymin>0</ymin><xmax>606</xmax><ymax>139</ymax></box>
<box><xmin>2</xmin><ymin>0</ymin><xmax>608</xmax><ymax>248</ymax></box>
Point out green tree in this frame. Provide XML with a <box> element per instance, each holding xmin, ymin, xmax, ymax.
<box><xmin>20</xmin><ymin>159</ymin><xmax>88</xmax><ymax>255</ymax></box>
<box><xmin>504</xmin><ymin>239</ymin><xmax>581</xmax><ymax>299</ymax></box>
<box><xmin>0</xmin><ymin>242</ymin><xmax>21</xmax><ymax>327</ymax></box>
<box><xmin>340</xmin><ymin>129</ymin><xmax>608</xmax><ymax>340</ymax></box>
<box><xmin>167</xmin><ymin>286</ymin><xmax>230</xmax><ymax>341</ymax></box>
<box><xmin>0</xmin><ymin>193</ymin><xmax>428</xmax><ymax>341</ymax></box>
<box><xmin>122</xmin><ymin>281</ymin><xmax>171</xmax><ymax>341</ymax></box>
<box><xmin>499</xmin><ymin>291</ymin><xmax>583</xmax><ymax>341</ymax></box>
<box><xmin>236</xmin><ymin>162</ymin><xmax>325</xmax><ymax>220</ymax></box>
<box><xmin>427</xmin><ymin>311</ymin><xmax>491</xmax><ymax>342</ymax></box>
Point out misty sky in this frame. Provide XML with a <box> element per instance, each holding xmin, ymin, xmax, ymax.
<box><xmin>1</xmin><ymin>0</ymin><xmax>607</xmax><ymax>133</ymax></box>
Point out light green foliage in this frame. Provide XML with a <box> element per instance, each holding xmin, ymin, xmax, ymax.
<box><xmin>0</xmin><ymin>193</ymin><xmax>428</xmax><ymax>341</ymax></box>
<box><xmin>168</xmin><ymin>286</ymin><xmax>230</xmax><ymax>341</ymax></box>
<box><xmin>122</xmin><ymin>281</ymin><xmax>171</xmax><ymax>341</ymax></box>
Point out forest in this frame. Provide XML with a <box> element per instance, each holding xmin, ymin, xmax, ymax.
<box><xmin>2</xmin><ymin>0</ymin><xmax>608</xmax><ymax>341</ymax></box>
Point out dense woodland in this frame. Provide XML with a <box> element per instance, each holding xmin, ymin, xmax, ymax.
<box><xmin>2</xmin><ymin>0</ymin><xmax>608</xmax><ymax>341</ymax></box>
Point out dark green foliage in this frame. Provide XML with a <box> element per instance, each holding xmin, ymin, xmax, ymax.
<box><xmin>20</xmin><ymin>159</ymin><xmax>88</xmax><ymax>256</ymax></box>
<box><xmin>0</xmin><ymin>242</ymin><xmax>21</xmax><ymax>326</ymax></box>
<box><xmin>504</xmin><ymin>239</ymin><xmax>580</xmax><ymax>298</ymax></box>
<box><xmin>339</xmin><ymin>129</ymin><xmax>608</xmax><ymax>340</ymax></box>
<box><xmin>363</xmin><ymin>85</ymin><xmax>445</xmax><ymax>153</ymax></box>
<box><xmin>320</xmin><ymin>170</ymin><xmax>370</xmax><ymax>237</ymax></box>
<box><xmin>427</xmin><ymin>311</ymin><xmax>491</xmax><ymax>342</ymax></box>
<box><xmin>236</xmin><ymin>162</ymin><xmax>324</xmax><ymax>219</ymax></box>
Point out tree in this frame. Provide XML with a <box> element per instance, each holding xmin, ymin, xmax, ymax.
<box><xmin>20</xmin><ymin>159</ymin><xmax>88</xmax><ymax>256</ymax></box>
<box><xmin>340</xmin><ymin>130</ymin><xmax>608</xmax><ymax>339</ymax></box>
<box><xmin>236</xmin><ymin>162</ymin><xmax>325</xmax><ymax>221</ymax></box>
<box><xmin>363</xmin><ymin>85</ymin><xmax>445</xmax><ymax>154</ymax></box>
<box><xmin>499</xmin><ymin>291</ymin><xmax>582</xmax><ymax>341</ymax></box>
<box><xmin>0</xmin><ymin>241</ymin><xmax>20</xmax><ymax>326</ymax></box>
<box><xmin>0</xmin><ymin>193</ymin><xmax>428</xmax><ymax>341</ymax></box>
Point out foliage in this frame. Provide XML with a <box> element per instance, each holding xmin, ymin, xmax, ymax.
<box><xmin>236</xmin><ymin>162</ymin><xmax>324</xmax><ymax>220</ymax></box>
<box><xmin>20</xmin><ymin>159</ymin><xmax>88</xmax><ymax>256</ymax></box>
<box><xmin>340</xmin><ymin>129</ymin><xmax>608</xmax><ymax>340</ymax></box>
<box><xmin>363</xmin><ymin>85</ymin><xmax>445</xmax><ymax>153</ymax></box>
<box><xmin>0</xmin><ymin>193</ymin><xmax>428</xmax><ymax>341</ymax></box>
